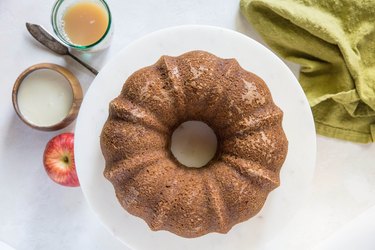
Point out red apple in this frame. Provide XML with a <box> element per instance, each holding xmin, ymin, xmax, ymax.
<box><xmin>43</xmin><ymin>133</ymin><xmax>80</xmax><ymax>187</ymax></box>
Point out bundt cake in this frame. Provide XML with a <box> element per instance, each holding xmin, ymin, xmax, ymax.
<box><xmin>100</xmin><ymin>50</ymin><xmax>288</xmax><ymax>238</ymax></box>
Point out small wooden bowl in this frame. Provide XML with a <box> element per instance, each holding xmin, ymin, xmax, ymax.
<box><xmin>12</xmin><ymin>63</ymin><xmax>83</xmax><ymax>131</ymax></box>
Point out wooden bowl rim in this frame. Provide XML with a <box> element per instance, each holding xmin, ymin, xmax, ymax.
<box><xmin>12</xmin><ymin>63</ymin><xmax>83</xmax><ymax>131</ymax></box>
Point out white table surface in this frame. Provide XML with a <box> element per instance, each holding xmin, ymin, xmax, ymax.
<box><xmin>1</xmin><ymin>1</ymin><xmax>375</xmax><ymax>250</ymax></box>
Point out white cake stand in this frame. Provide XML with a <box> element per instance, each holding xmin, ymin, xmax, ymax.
<box><xmin>75</xmin><ymin>25</ymin><xmax>316</xmax><ymax>250</ymax></box>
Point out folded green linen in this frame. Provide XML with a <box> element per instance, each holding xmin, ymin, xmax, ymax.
<box><xmin>240</xmin><ymin>0</ymin><xmax>375</xmax><ymax>143</ymax></box>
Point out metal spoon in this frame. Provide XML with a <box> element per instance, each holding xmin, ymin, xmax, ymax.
<box><xmin>26</xmin><ymin>22</ymin><xmax>98</xmax><ymax>75</ymax></box>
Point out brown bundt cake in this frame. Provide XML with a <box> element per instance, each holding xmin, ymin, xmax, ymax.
<box><xmin>100</xmin><ymin>50</ymin><xmax>288</xmax><ymax>238</ymax></box>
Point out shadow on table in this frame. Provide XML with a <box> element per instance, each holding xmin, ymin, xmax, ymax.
<box><xmin>2</xmin><ymin>113</ymin><xmax>75</xmax><ymax>175</ymax></box>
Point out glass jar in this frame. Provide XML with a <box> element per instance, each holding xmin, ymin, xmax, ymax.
<box><xmin>51</xmin><ymin>0</ymin><xmax>113</xmax><ymax>52</ymax></box>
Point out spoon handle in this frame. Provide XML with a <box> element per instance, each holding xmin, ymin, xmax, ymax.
<box><xmin>26</xmin><ymin>22</ymin><xmax>99</xmax><ymax>76</ymax></box>
<box><xmin>68</xmin><ymin>52</ymin><xmax>99</xmax><ymax>75</ymax></box>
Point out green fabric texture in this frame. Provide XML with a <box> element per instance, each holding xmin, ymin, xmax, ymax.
<box><xmin>240</xmin><ymin>0</ymin><xmax>375</xmax><ymax>143</ymax></box>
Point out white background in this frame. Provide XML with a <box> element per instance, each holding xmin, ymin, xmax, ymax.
<box><xmin>1</xmin><ymin>0</ymin><xmax>375</xmax><ymax>249</ymax></box>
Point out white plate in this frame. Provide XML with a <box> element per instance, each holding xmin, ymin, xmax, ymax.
<box><xmin>75</xmin><ymin>25</ymin><xmax>316</xmax><ymax>250</ymax></box>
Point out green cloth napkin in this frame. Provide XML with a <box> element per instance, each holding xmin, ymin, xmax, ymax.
<box><xmin>240</xmin><ymin>0</ymin><xmax>375</xmax><ymax>143</ymax></box>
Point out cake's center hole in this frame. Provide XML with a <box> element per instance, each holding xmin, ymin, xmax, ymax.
<box><xmin>170</xmin><ymin>121</ymin><xmax>217</xmax><ymax>168</ymax></box>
